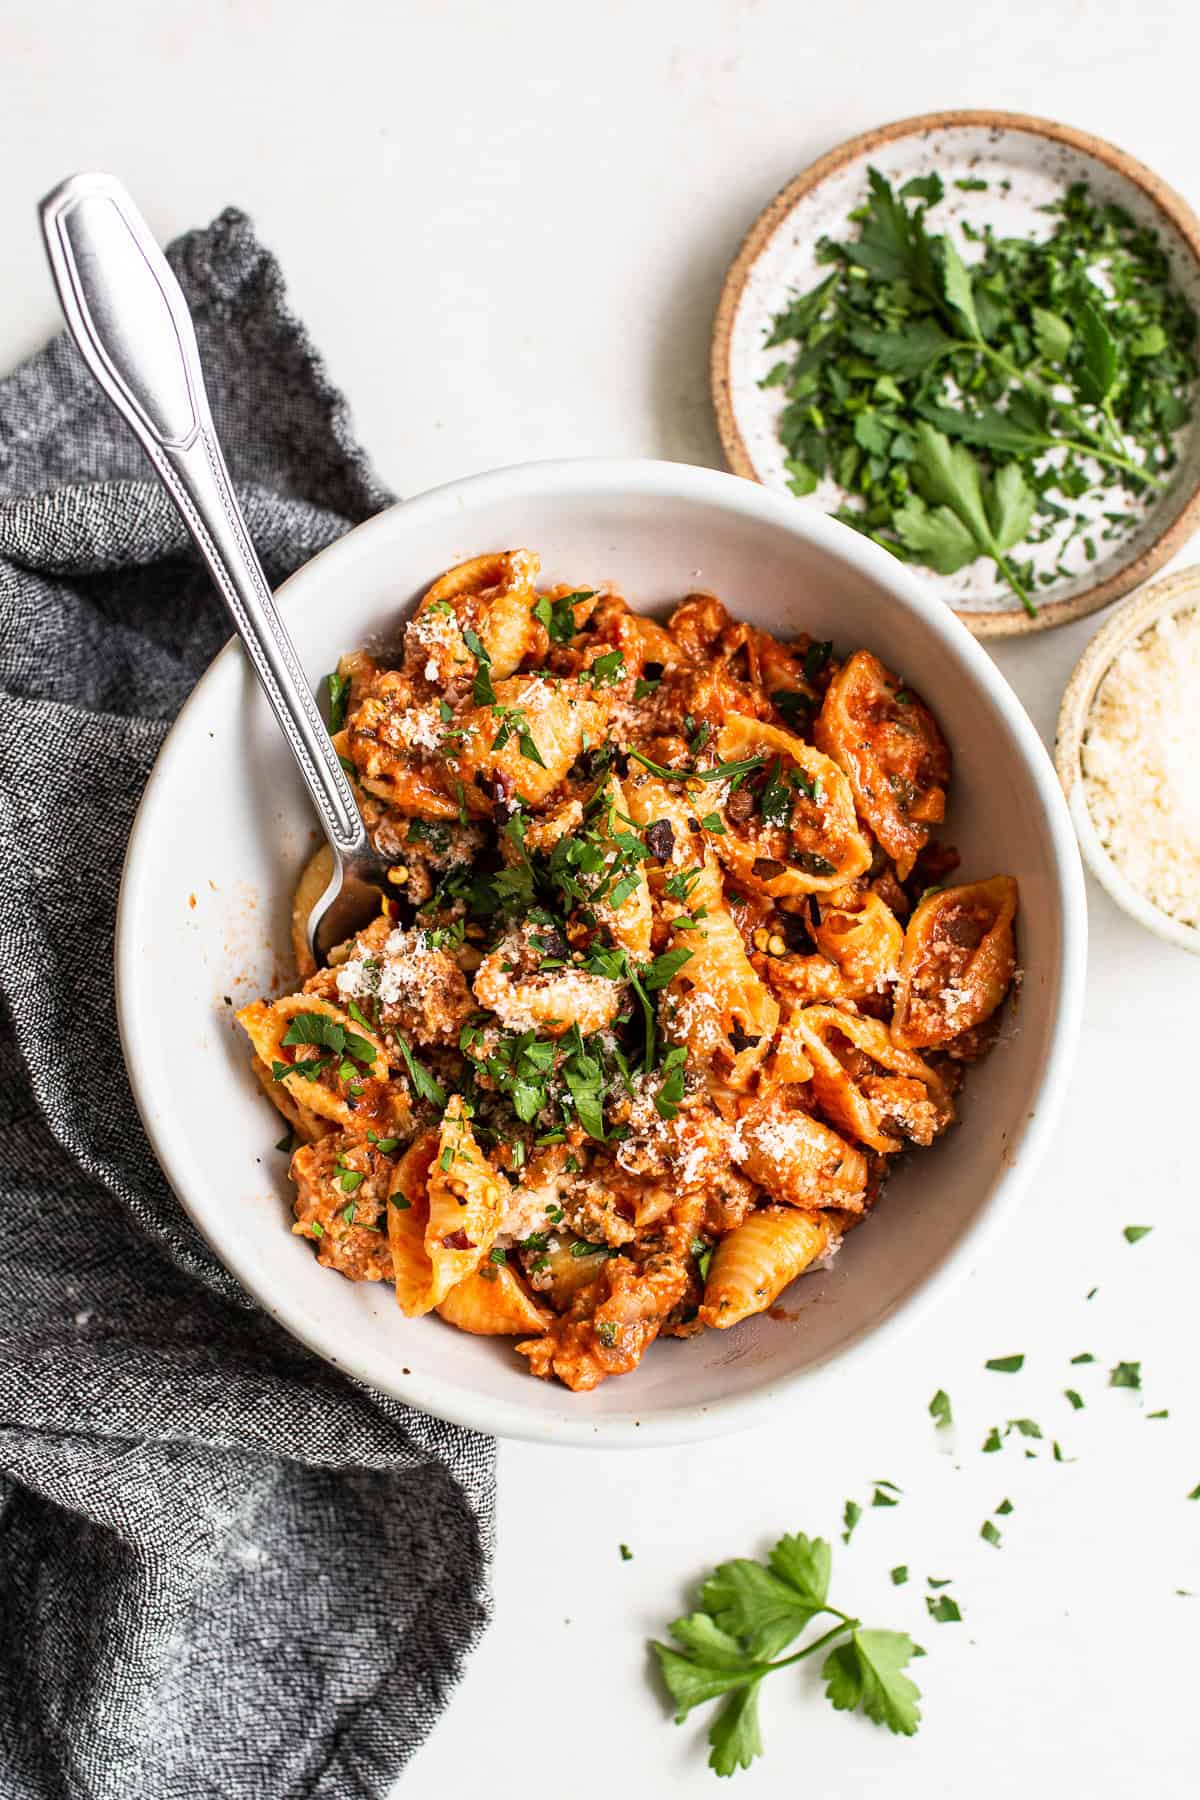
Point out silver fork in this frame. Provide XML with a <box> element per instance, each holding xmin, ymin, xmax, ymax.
<box><xmin>40</xmin><ymin>171</ymin><xmax>391</xmax><ymax>966</ymax></box>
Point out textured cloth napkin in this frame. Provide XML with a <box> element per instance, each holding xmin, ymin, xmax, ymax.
<box><xmin>0</xmin><ymin>209</ymin><xmax>494</xmax><ymax>1799</ymax></box>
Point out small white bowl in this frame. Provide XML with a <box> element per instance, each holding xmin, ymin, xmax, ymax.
<box><xmin>116</xmin><ymin>458</ymin><xmax>1087</xmax><ymax>1446</ymax></box>
<box><xmin>1056</xmin><ymin>564</ymin><xmax>1200</xmax><ymax>956</ymax></box>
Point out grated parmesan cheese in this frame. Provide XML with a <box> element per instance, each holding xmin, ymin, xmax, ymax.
<box><xmin>1082</xmin><ymin>607</ymin><xmax>1200</xmax><ymax>928</ymax></box>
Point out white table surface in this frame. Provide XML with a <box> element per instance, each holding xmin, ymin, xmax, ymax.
<box><xmin>3</xmin><ymin>1</ymin><xmax>1198</xmax><ymax>1792</ymax></box>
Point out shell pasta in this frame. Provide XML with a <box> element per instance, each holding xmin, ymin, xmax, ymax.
<box><xmin>237</xmin><ymin>551</ymin><xmax>1019</xmax><ymax>1390</ymax></box>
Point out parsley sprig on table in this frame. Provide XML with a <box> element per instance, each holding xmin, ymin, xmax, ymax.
<box><xmin>651</xmin><ymin>1529</ymin><xmax>921</xmax><ymax>1776</ymax></box>
<box><xmin>763</xmin><ymin>170</ymin><xmax>1197</xmax><ymax>615</ymax></box>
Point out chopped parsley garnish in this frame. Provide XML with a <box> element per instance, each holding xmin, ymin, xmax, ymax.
<box><xmin>587</xmin><ymin>649</ymin><xmax>625</xmax><ymax>687</ymax></box>
<box><xmin>325</xmin><ymin>670</ymin><xmax>350</xmax><ymax>732</ymax></box>
<box><xmin>394</xmin><ymin>1035</ymin><xmax>447</xmax><ymax>1108</ymax></box>
<box><xmin>533</xmin><ymin>589</ymin><xmax>592</xmax><ymax>643</ymax></box>
<box><xmin>984</xmin><ymin>1354</ymin><xmax>1024</xmax><ymax>1373</ymax></box>
<box><xmin>334</xmin><ymin>1158</ymin><xmax>364</xmax><ymax>1194</ymax></box>
<box><xmin>925</xmin><ymin>1594</ymin><xmax>962</xmax><ymax>1624</ymax></box>
<box><xmin>1123</xmin><ymin>1224</ymin><xmax>1153</xmax><ymax>1243</ymax></box>
<box><xmin>928</xmin><ymin>1388</ymin><xmax>952</xmax><ymax>1429</ymax></box>
<box><xmin>626</xmin><ymin>748</ymin><xmax>766</xmax><ymax>787</ymax></box>
<box><xmin>794</xmin><ymin>851</ymin><xmax>837</xmax><ymax>877</ymax></box>
<box><xmin>1109</xmin><ymin>1360</ymin><xmax>1142</xmax><ymax>1390</ymax></box>
<box><xmin>643</xmin><ymin>946</ymin><xmax>694</xmax><ymax>991</ymax></box>
<box><xmin>650</xmin><ymin>1527</ymin><xmax>921</xmax><ymax>1776</ymax></box>
<box><xmin>758</xmin><ymin>758</ymin><xmax>794</xmax><ymax>828</ymax></box>
<box><xmin>980</xmin><ymin>1519</ymin><xmax>1002</xmax><ymax>1549</ymax></box>
<box><xmin>654</xmin><ymin>1045</ymin><xmax>688</xmax><ymax>1120</ymax></box>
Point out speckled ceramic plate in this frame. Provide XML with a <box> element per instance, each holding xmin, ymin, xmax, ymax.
<box><xmin>712</xmin><ymin>111</ymin><xmax>1200</xmax><ymax>637</ymax></box>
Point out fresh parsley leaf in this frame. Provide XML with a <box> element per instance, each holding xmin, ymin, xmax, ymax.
<box><xmin>1075</xmin><ymin>293</ymin><xmax>1120</xmax><ymax>405</ymax></box>
<box><xmin>1031</xmin><ymin>305</ymin><xmax>1072</xmax><ymax>363</ymax></box>
<box><xmin>707</xmin><ymin>1680</ymin><xmax>765</xmax><ymax>1777</ymax></box>
<box><xmin>938</xmin><ymin>233</ymin><xmax>981</xmax><ymax>341</ymax></box>
<box><xmin>841</xmin><ymin>1500</ymin><xmax>861</xmax><ymax>1544</ymax></box>
<box><xmin>929</xmin><ymin>1388</ymin><xmax>952</xmax><ymax>1429</ymax></box>
<box><xmin>1109</xmin><ymin>1361</ymin><xmax>1142</xmax><ymax>1390</ymax></box>
<box><xmin>1123</xmin><ymin>1224</ymin><xmax>1152</xmax><ymax>1243</ymax></box>
<box><xmin>893</xmin><ymin>495</ymin><xmax>979</xmax><ymax>574</ymax></box>
<box><xmin>985</xmin><ymin>1354</ymin><xmax>1025</xmax><ymax>1373</ymax></box>
<box><xmin>650</xmin><ymin>1527</ymin><xmax>922</xmax><ymax>1774</ymax></box>
<box><xmin>822</xmin><ymin>1629</ymin><xmax>921</xmax><ymax>1735</ymax></box>
<box><xmin>925</xmin><ymin>1594</ymin><xmax>961</xmax><ymax>1624</ymax></box>
<box><xmin>890</xmin><ymin>1566</ymin><xmax>908</xmax><ymax>1586</ymax></box>
<box><xmin>980</xmin><ymin>1519</ymin><xmax>1002</xmax><ymax>1549</ymax></box>
<box><xmin>700</xmin><ymin>1541</ymin><xmax>829</xmax><ymax>1659</ymax></box>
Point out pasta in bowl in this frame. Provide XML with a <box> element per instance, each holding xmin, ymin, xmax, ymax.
<box><xmin>116</xmin><ymin>458</ymin><xmax>1085</xmax><ymax>1443</ymax></box>
<box><xmin>236</xmin><ymin>547</ymin><xmax>1020</xmax><ymax>1392</ymax></box>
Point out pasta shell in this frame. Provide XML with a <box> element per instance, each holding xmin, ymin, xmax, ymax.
<box><xmin>424</xmin><ymin>1097</ymin><xmax>506</xmax><ymax>1304</ymax></box>
<box><xmin>812</xmin><ymin>892</ymin><xmax>903</xmax><ymax>997</ymax></box>
<box><xmin>387</xmin><ymin>1129</ymin><xmax>439</xmax><ymax>1317</ymax></box>
<box><xmin>892</xmin><ymin>878</ymin><xmax>1018</xmax><ymax>1050</ymax></box>
<box><xmin>236</xmin><ymin>994</ymin><xmax>389</xmax><ymax>1131</ymax></box>
<box><xmin>436</xmin><ymin>1263</ymin><xmax>551</xmax><ymax>1335</ymax></box>
<box><xmin>789</xmin><ymin>1005</ymin><xmax>953</xmax><ymax>1152</ymax></box>
<box><xmin>700</xmin><ymin>1206</ymin><xmax>834</xmax><ymax>1329</ymax></box>
<box><xmin>733</xmin><ymin>1091</ymin><xmax>868</xmax><ymax>1212</ymax></box>
<box><xmin>814</xmin><ymin>650</ymin><xmax>949</xmax><ymax>879</ymax></box>
<box><xmin>710</xmin><ymin>716</ymin><xmax>871</xmax><ymax>898</ymax></box>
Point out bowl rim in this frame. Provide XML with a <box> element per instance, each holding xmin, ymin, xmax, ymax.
<box><xmin>710</xmin><ymin>108</ymin><xmax>1200</xmax><ymax>641</ymax></box>
<box><xmin>115</xmin><ymin>455</ymin><xmax>1088</xmax><ymax>1447</ymax></box>
<box><xmin>1056</xmin><ymin>562</ymin><xmax>1200</xmax><ymax>956</ymax></box>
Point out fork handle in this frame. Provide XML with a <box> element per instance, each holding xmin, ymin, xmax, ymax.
<box><xmin>39</xmin><ymin>172</ymin><xmax>370</xmax><ymax>861</ymax></box>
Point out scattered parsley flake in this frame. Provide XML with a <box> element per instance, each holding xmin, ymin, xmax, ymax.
<box><xmin>928</xmin><ymin>1388</ymin><xmax>952</xmax><ymax>1429</ymax></box>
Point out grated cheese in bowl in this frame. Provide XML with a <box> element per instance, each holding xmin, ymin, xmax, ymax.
<box><xmin>1080</xmin><ymin>606</ymin><xmax>1200</xmax><ymax>931</ymax></box>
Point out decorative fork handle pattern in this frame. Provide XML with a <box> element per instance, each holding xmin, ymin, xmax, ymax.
<box><xmin>39</xmin><ymin>172</ymin><xmax>369</xmax><ymax>862</ymax></box>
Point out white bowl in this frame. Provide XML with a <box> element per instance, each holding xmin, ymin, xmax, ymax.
<box><xmin>116</xmin><ymin>458</ymin><xmax>1087</xmax><ymax>1446</ymax></box>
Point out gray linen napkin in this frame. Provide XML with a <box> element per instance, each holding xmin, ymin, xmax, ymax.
<box><xmin>0</xmin><ymin>208</ymin><xmax>494</xmax><ymax>1799</ymax></box>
